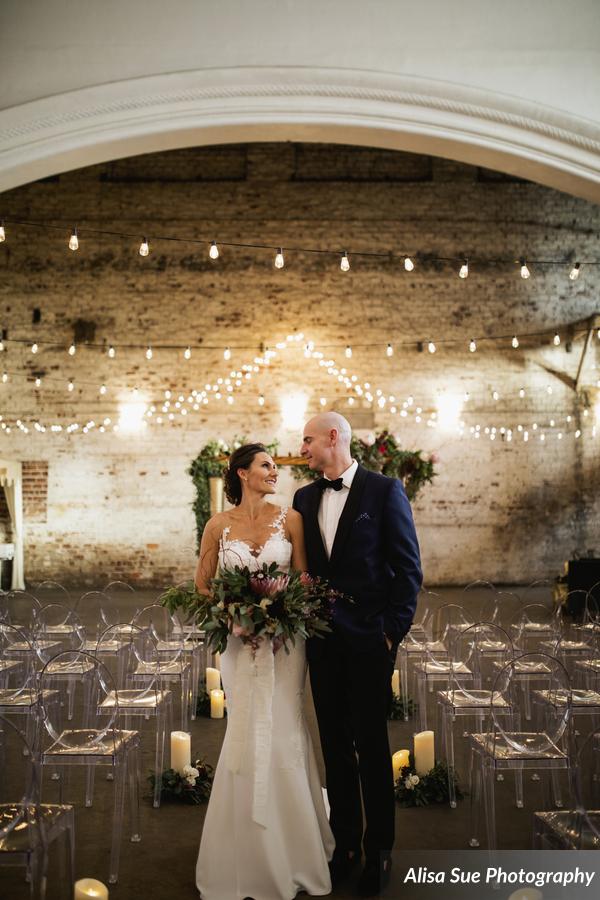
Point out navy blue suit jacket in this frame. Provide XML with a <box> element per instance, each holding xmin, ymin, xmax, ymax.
<box><xmin>292</xmin><ymin>465</ymin><xmax>422</xmax><ymax>654</ymax></box>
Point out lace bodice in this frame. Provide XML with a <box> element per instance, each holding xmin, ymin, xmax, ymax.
<box><xmin>219</xmin><ymin>507</ymin><xmax>292</xmax><ymax>572</ymax></box>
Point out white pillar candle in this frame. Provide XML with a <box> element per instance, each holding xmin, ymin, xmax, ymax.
<box><xmin>170</xmin><ymin>731</ymin><xmax>191</xmax><ymax>774</ymax></box>
<box><xmin>210</xmin><ymin>689</ymin><xmax>225</xmax><ymax>719</ymax></box>
<box><xmin>391</xmin><ymin>669</ymin><xmax>400</xmax><ymax>697</ymax></box>
<box><xmin>392</xmin><ymin>749</ymin><xmax>410</xmax><ymax>782</ymax></box>
<box><xmin>413</xmin><ymin>730</ymin><xmax>435</xmax><ymax>775</ymax></box>
<box><xmin>206</xmin><ymin>666</ymin><xmax>221</xmax><ymax>693</ymax></box>
<box><xmin>74</xmin><ymin>879</ymin><xmax>109</xmax><ymax>899</ymax></box>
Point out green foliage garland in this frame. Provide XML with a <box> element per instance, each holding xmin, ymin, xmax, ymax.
<box><xmin>148</xmin><ymin>757</ymin><xmax>214</xmax><ymax>805</ymax></box>
<box><xmin>388</xmin><ymin>693</ymin><xmax>416</xmax><ymax>720</ymax></box>
<box><xmin>291</xmin><ymin>430</ymin><xmax>437</xmax><ymax>501</ymax></box>
<box><xmin>395</xmin><ymin>757</ymin><xmax>463</xmax><ymax>808</ymax></box>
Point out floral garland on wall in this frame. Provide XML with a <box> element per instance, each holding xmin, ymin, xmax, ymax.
<box><xmin>189</xmin><ymin>432</ymin><xmax>437</xmax><ymax>543</ymax></box>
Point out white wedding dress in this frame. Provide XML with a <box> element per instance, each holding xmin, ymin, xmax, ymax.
<box><xmin>196</xmin><ymin>508</ymin><xmax>334</xmax><ymax>900</ymax></box>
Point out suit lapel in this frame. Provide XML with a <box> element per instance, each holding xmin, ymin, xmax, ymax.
<box><xmin>304</xmin><ymin>482</ymin><xmax>329</xmax><ymax>572</ymax></box>
<box><xmin>329</xmin><ymin>464</ymin><xmax>368</xmax><ymax>568</ymax></box>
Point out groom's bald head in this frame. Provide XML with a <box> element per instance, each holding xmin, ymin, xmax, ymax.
<box><xmin>301</xmin><ymin>412</ymin><xmax>353</xmax><ymax>477</ymax></box>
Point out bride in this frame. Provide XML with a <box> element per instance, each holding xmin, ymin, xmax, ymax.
<box><xmin>194</xmin><ymin>443</ymin><xmax>334</xmax><ymax>900</ymax></box>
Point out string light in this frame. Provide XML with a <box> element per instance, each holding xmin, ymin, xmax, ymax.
<box><xmin>146</xmin><ymin>346</ymin><xmax>153</xmax><ymax>360</ymax></box>
<box><xmin>404</xmin><ymin>256</ymin><xmax>414</xmax><ymax>272</ymax></box>
<box><xmin>553</xmin><ymin>332</ymin><xmax>561</xmax><ymax>346</ymax></box>
<box><xmin>519</xmin><ymin>258</ymin><xmax>530</xmax><ymax>279</ymax></box>
<box><xmin>67</xmin><ymin>379</ymin><xmax>74</xmax><ymax>392</ymax></box>
<box><xmin>224</xmin><ymin>347</ymin><xmax>231</xmax><ymax>361</ymax></box>
<box><xmin>0</xmin><ymin>338</ymin><xmax>4</xmax><ymax>352</ymax></box>
<box><xmin>340</xmin><ymin>251</ymin><xmax>350</xmax><ymax>272</ymax></box>
<box><xmin>0</xmin><ymin>221</ymin><xmax>5</xmax><ymax>242</ymax></box>
<box><xmin>108</xmin><ymin>345</ymin><xmax>116</xmax><ymax>358</ymax></box>
<box><xmin>184</xmin><ymin>346</ymin><xmax>191</xmax><ymax>360</ymax></box>
<box><xmin>258</xmin><ymin>394</ymin><xmax>265</xmax><ymax>406</ymax></box>
<box><xmin>459</xmin><ymin>259</ymin><xmax>469</xmax><ymax>279</ymax></box>
<box><xmin>99</xmin><ymin>384</ymin><xmax>107</xmax><ymax>395</ymax></box>
<box><xmin>68</xmin><ymin>228</ymin><xmax>79</xmax><ymax>251</ymax></box>
<box><xmin>139</xmin><ymin>237</ymin><xmax>149</xmax><ymax>257</ymax></box>
<box><xmin>386</xmin><ymin>343</ymin><xmax>393</xmax><ymax>357</ymax></box>
<box><xmin>2</xmin><ymin>372</ymin><xmax>7</xmax><ymax>383</ymax></box>
<box><xmin>209</xmin><ymin>241</ymin><xmax>219</xmax><ymax>260</ymax></box>
<box><xmin>345</xmin><ymin>345</ymin><xmax>352</xmax><ymax>358</ymax></box>
<box><xmin>569</xmin><ymin>262</ymin><xmax>581</xmax><ymax>281</ymax></box>
<box><xmin>428</xmin><ymin>341</ymin><xmax>436</xmax><ymax>354</ymax></box>
<box><xmin>274</xmin><ymin>248</ymin><xmax>285</xmax><ymax>269</ymax></box>
<box><xmin>68</xmin><ymin>342</ymin><xmax>76</xmax><ymax>356</ymax></box>
<box><xmin>469</xmin><ymin>338</ymin><xmax>477</xmax><ymax>353</ymax></box>
<box><xmin>34</xmin><ymin>377</ymin><xmax>41</xmax><ymax>387</ymax></box>
<box><xmin>512</xmin><ymin>335</ymin><xmax>519</xmax><ymax>349</ymax></box>
<box><xmin>31</xmin><ymin>342</ymin><xmax>38</xmax><ymax>354</ymax></box>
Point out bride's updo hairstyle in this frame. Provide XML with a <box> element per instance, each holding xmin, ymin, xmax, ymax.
<box><xmin>223</xmin><ymin>443</ymin><xmax>268</xmax><ymax>506</ymax></box>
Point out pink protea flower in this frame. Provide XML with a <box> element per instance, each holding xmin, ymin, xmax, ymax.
<box><xmin>232</xmin><ymin>622</ymin><xmax>253</xmax><ymax>637</ymax></box>
<box><xmin>300</xmin><ymin>572</ymin><xmax>314</xmax><ymax>587</ymax></box>
<box><xmin>250</xmin><ymin>574</ymin><xmax>289</xmax><ymax>597</ymax></box>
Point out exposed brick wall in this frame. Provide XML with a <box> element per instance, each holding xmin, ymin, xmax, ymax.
<box><xmin>0</xmin><ymin>143</ymin><xmax>598</xmax><ymax>587</ymax></box>
<box><xmin>22</xmin><ymin>461</ymin><xmax>48</xmax><ymax>523</ymax></box>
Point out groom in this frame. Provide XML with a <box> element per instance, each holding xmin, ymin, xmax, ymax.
<box><xmin>293</xmin><ymin>412</ymin><xmax>422</xmax><ymax>897</ymax></box>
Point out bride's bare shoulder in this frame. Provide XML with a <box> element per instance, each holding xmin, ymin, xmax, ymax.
<box><xmin>204</xmin><ymin>511</ymin><xmax>232</xmax><ymax>537</ymax></box>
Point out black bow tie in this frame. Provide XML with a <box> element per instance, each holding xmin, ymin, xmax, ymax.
<box><xmin>318</xmin><ymin>477</ymin><xmax>344</xmax><ymax>492</ymax></box>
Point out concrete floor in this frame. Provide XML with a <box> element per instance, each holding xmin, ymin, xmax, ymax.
<box><xmin>1</xmin><ymin>584</ymin><xmax>579</xmax><ymax>899</ymax></box>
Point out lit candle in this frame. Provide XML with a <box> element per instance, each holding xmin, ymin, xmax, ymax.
<box><xmin>414</xmin><ymin>730</ymin><xmax>435</xmax><ymax>775</ymax></box>
<box><xmin>392</xmin><ymin>749</ymin><xmax>410</xmax><ymax>781</ymax></box>
<box><xmin>170</xmin><ymin>731</ymin><xmax>191</xmax><ymax>774</ymax></box>
<box><xmin>74</xmin><ymin>879</ymin><xmax>109</xmax><ymax>899</ymax></box>
<box><xmin>507</xmin><ymin>891</ymin><xmax>543</xmax><ymax>900</ymax></box>
<box><xmin>210</xmin><ymin>689</ymin><xmax>225</xmax><ymax>718</ymax></box>
<box><xmin>206</xmin><ymin>666</ymin><xmax>221</xmax><ymax>693</ymax></box>
<box><xmin>391</xmin><ymin>669</ymin><xmax>400</xmax><ymax>697</ymax></box>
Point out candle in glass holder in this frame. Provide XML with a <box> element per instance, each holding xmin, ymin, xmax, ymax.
<box><xmin>74</xmin><ymin>879</ymin><xmax>109</xmax><ymax>899</ymax></box>
<box><xmin>206</xmin><ymin>666</ymin><xmax>221</xmax><ymax>693</ymax></box>
<box><xmin>210</xmin><ymin>689</ymin><xmax>225</xmax><ymax>718</ymax></box>
<box><xmin>170</xmin><ymin>731</ymin><xmax>191</xmax><ymax>774</ymax></box>
<box><xmin>414</xmin><ymin>730</ymin><xmax>435</xmax><ymax>775</ymax></box>
<box><xmin>392</xmin><ymin>749</ymin><xmax>410</xmax><ymax>781</ymax></box>
<box><xmin>391</xmin><ymin>669</ymin><xmax>400</xmax><ymax>697</ymax></box>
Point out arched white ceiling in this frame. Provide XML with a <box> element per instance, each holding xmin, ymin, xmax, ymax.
<box><xmin>1</xmin><ymin>0</ymin><xmax>599</xmax><ymax>200</ymax></box>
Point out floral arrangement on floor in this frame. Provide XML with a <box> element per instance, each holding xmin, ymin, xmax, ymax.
<box><xmin>199</xmin><ymin>562</ymin><xmax>341</xmax><ymax>654</ymax></box>
<box><xmin>291</xmin><ymin>430</ymin><xmax>437</xmax><ymax>502</ymax></box>
<box><xmin>388</xmin><ymin>693</ymin><xmax>416</xmax><ymax>720</ymax></box>
<box><xmin>395</xmin><ymin>756</ymin><xmax>462</xmax><ymax>808</ymax></box>
<box><xmin>148</xmin><ymin>757</ymin><xmax>214</xmax><ymax>805</ymax></box>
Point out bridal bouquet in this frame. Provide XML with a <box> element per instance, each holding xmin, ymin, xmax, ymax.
<box><xmin>198</xmin><ymin>562</ymin><xmax>340</xmax><ymax>654</ymax></box>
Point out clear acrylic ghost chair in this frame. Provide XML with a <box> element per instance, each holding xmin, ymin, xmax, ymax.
<box><xmin>96</xmin><ymin>624</ymin><xmax>173</xmax><ymax>808</ymax></box>
<box><xmin>572</xmin><ymin>583</ymin><xmax>600</xmax><ymax>640</ymax></box>
<box><xmin>101</xmin><ymin>582</ymin><xmax>138</xmax><ymax>634</ymax></box>
<box><xmin>131</xmin><ymin>604</ymin><xmax>191</xmax><ymax>730</ymax></box>
<box><xmin>413</xmin><ymin>605</ymin><xmax>475</xmax><ymax>731</ymax></box>
<box><xmin>2</xmin><ymin>591</ymin><xmax>42</xmax><ymax>633</ymax></box>
<box><xmin>533</xmin><ymin>728</ymin><xmax>600</xmax><ymax>849</ymax></box>
<box><xmin>520</xmin><ymin>579</ymin><xmax>555</xmax><ymax>605</ymax></box>
<box><xmin>397</xmin><ymin>591</ymin><xmax>448</xmax><ymax>722</ymax></box>
<box><xmin>0</xmin><ymin>713</ymin><xmax>75</xmax><ymax>899</ymax></box>
<box><xmin>461</xmin><ymin>581</ymin><xmax>499</xmax><ymax>632</ymax></box>
<box><xmin>32</xmin><ymin>582</ymin><xmax>73</xmax><ymax>610</ymax></box>
<box><xmin>36</xmin><ymin>604</ymin><xmax>85</xmax><ymax>649</ymax></box>
<box><xmin>437</xmin><ymin>622</ymin><xmax>514</xmax><ymax>808</ymax></box>
<box><xmin>468</xmin><ymin>652</ymin><xmax>573</xmax><ymax>850</ymax></box>
<box><xmin>161</xmin><ymin>582</ymin><xmax>207</xmax><ymax>722</ymax></box>
<box><xmin>38</xmin><ymin>651</ymin><xmax>141</xmax><ymax>884</ymax></box>
<box><xmin>0</xmin><ymin>625</ymin><xmax>59</xmax><ymax>754</ymax></box>
<box><xmin>34</xmin><ymin>610</ymin><xmax>94</xmax><ymax>724</ymax></box>
<box><xmin>539</xmin><ymin>626</ymin><xmax>599</xmax><ymax>681</ymax></box>
<box><xmin>510</xmin><ymin>602</ymin><xmax>561</xmax><ymax>653</ymax></box>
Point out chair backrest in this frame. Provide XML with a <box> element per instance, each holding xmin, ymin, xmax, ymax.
<box><xmin>75</xmin><ymin>590</ymin><xmax>119</xmax><ymax>638</ymax></box>
<box><xmin>1</xmin><ymin>591</ymin><xmax>42</xmax><ymax>636</ymax></box>
<box><xmin>33</xmin><ymin>580</ymin><xmax>73</xmax><ymax>608</ymax></box>
<box><xmin>0</xmin><ymin>714</ymin><xmax>39</xmax><ymax>839</ymax></box>
<box><xmin>491</xmin><ymin>652</ymin><xmax>572</xmax><ymax>756</ymax></box>
<box><xmin>132</xmin><ymin>604</ymin><xmax>177</xmax><ymax>644</ymax></box>
<box><xmin>101</xmin><ymin>582</ymin><xmax>137</xmax><ymax>630</ymax></box>
<box><xmin>37</xmin><ymin>603</ymin><xmax>85</xmax><ymax>645</ymax></box>
<box><xmin>412</xmin><ymin>589</ymin><xmax>444</xmax><ymax>636</ymax></box>
<box><xmin>511</xmin><ymin>602</ymin><xmax>560</xmax><ymax>647</ymax></box>
<box><xmin>39</xmin><ymin>651</ymin><xmax>118</xmax><ymax>750</ymax></box>
<box><xmin>462</xmin><ymin>580</ymin><xmax>499</xmax><ymax>622</ymax></box>
<box><xmin>583</xmin><ymin>582</ymin><xmax>600</xmax><ymax>626</ymax></box>
<box><xmin>447</xmin><ymin>621</ymin><xmax>513</xmax><ymax>696</ymax></box>
<box><xmin>430</xmin><ymin>603</ymin><xmax>472</xmax><ymax>644</ymax></box>
<box><xmin>97</xmin><ymin>623</ymin><xmax>160</xmax><ymax>696</ymax></box>
<box><xmin>0</xmin><ymin>623</ymin><xmax>37</xmax><ymax>700</ymax></box>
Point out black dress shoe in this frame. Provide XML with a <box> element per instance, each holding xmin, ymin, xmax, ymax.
<box><xmin>357</xmin><ymin>856</ymin><xmax>392</xmax><ymax>897</ymax></box>
<box><xmin>329</xmin><ymin>847</ymin><xmax>361</xmax><ymax>887</ymax></box>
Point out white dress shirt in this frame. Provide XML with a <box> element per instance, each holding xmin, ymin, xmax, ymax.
<box><xmin>318</xmin><ymin>459</ymin><xmax>359</xmax><ymax>558</ymax></box>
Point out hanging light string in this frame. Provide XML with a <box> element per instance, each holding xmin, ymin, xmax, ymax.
<box><xmin>0</xmin><ymin>217</ymin><xmax>598</xmax><ymax>276</ymax></box>
<box><xmin>0</xmin><ymin>320</ymin><xmax>598</xmax><ymax>358</ymax></box>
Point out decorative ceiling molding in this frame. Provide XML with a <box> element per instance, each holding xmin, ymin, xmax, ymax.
<box><xmin>1</xmin><ymin>67</ymin><xmax>599</xmax><ymax>199</ymax></box>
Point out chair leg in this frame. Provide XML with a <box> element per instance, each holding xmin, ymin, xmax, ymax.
<box><xmin>108</xmin><ymin>759</ymin><xmax>126</xmax><ymax>884</ymax></box>
<box><xmin>400</xmin><ymin>651</ymin><xmax>409</xmax><ymax>721</ymax></box>
<box><xmin>417</xmin><ymin>673</ymin><xmax>428</xmax><ymax>731</ymax></box>
<box><xmin>514</xmin><ymin>763</ymin><xmax>524</xmax><ymax>808</ymax></box>
<box><xmin>153</xmin><ymin>708</ymin><xmax>163</xmax><ymax>809</ymax></box>
<box><xmin>468</xmin><ymin>747</ymin><xmax>481</xmax><ymax>847</ymax></box>
<box><xmin>85</xmin><ymin>763</ymin><xmax>95</xmax><ymax>807</ymax></box>
<box><xmin>442</xmin><ymin>708</ymin><xmax>457</xmax><ymax>808</ymax></box>
<box><xmin>482</xmin><ymin>758</ymin><xmax>497</xmax><ymax>851</ymax></box>
<box><xmin>129</xmin><ymin>745</ymin><xmax>141</xmax><ymax>843</ymax></box>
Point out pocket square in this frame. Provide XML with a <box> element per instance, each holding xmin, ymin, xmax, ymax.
<box><xmin>354</xmin><ymin>512</ymin><xmax>371</xmax><ymax>524</ymax></box>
